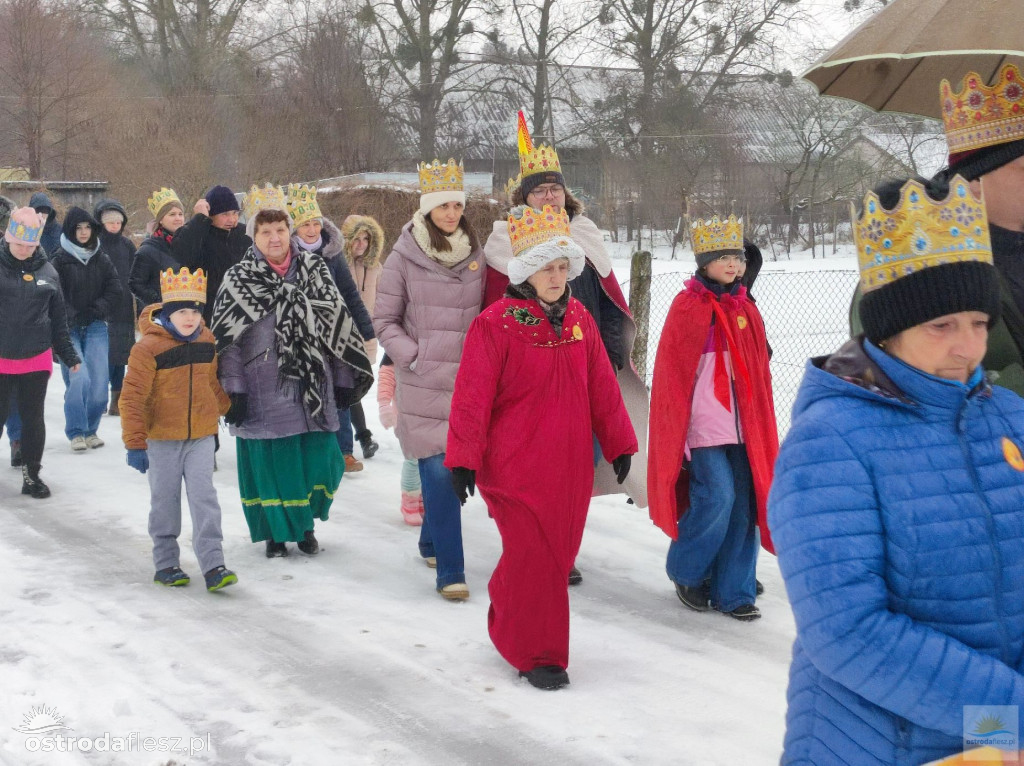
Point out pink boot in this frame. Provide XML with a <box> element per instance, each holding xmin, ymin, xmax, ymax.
<box><xmin>401</xmin><ymin>492</ymin><xmax>423</xmax><ymax>526</ymax></box>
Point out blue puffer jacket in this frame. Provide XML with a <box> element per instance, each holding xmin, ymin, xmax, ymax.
<box><xmin>768</xmin><ymin>338</ymin><xmax>1024</xmax><ymax>766</ymax></box>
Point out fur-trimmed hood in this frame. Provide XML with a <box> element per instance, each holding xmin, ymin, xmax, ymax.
<box><xmin>341</xmin><ymin>215</ymin><xmax>385</xmax><ymax>270</ymax></box>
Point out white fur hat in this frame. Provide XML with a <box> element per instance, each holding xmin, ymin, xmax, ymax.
<box><xmin>419</xmin><ymin>189</ymin><xmax>466</xmax><ymax>216</ymax></box>
<box><xmin>506</xmin><ymin>205</ymin><xmax>585</xmax><ymax>285</ymax></box>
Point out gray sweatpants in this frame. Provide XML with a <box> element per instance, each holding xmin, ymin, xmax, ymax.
<box><xmin>148</xmin><ymin>436</ymin><xmax>224</xmax><ymax>574</ymax></box>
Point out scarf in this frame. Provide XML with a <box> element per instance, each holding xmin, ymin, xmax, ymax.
<box><xmin>156</xmin><ymin>311</ymin><xmax>202</xmax><ymax>342</ymax></box>
<box><xmin>266</xmin><ymin>248</ymin><xmax>293</xmax><ymax>278</ymax></box>
<box><xmin>411</xmin><ymin>211</ymin><xmax>472</xmax><ymax>267</ymax></box>
<box><xmin>296</xmin><ymin>236</ymin><xmax>323</xmax><ymax>253</ymax></box>
<box><xmin>505</xmin><ymin>282</ymin><xmax>571</xmax><ymax>336</ymax></box>
<box><xmin>154</xmin><ymin>226</ymin><xmax>174</xmax><ymax>246</ymax></box>
<box><xmin>688</xmin><ymin>275</ymin><xmax>749</xmax><ymax>412</ymax></box>
<box><xmin>59</xmin><ymin>234</ymin><xmax>100</xmax><ymax>264</ymax></box>
<box><xmin>210</xmin><ymin>246</ymin><xmax>373</xmax><ymax>426</ymax></box>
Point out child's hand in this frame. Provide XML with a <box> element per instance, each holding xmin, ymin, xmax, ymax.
<box><xmin>126</xmin><ymin>449</ymin><xmax>149</xmax><ymax>474</ymax></box>
<box><xmin>379</xmin><ymin>402</ymin><xmax>397</xmax><ymax>430</ymax></box>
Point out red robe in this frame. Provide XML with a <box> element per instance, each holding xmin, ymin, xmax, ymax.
<box><xmin>647</xmin><ymin>278</ymin><xmax>778</xmax><ymax>553</ymax></box>
<box><xmin>446</xmin><ymin>297</ymin><xmax>637</xmax><ymax>671</ymax></box>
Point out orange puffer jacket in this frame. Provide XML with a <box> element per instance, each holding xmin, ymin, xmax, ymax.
<box><xmin>120</xmin><ymin>304</ymin><xmax>231</xmax><ymax>449</ymax></box>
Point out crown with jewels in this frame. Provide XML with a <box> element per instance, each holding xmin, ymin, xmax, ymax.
<box><xmin>853</xmin><ymin>176</ymin><xmax>993</xmax><ymax>294</ymax></box>
<box><xmin>506</xmin><ymin>111</ymin><xmax>562</xmax><ymax>197</ymax></box>
<box><xmin>160</xmin><ymin>267</ymin><xmax>207</xmax><ymax>304</ymax></box>
<box><xmin>147</xmin><ymin>188</ymin><xmax>181</xmax><ymax>219</ymax></box>
<box><xmin>243</xmin><ymin>183</ymin><xmax>287</xmax><ymax>221</ymax></box>
<box><xmin>691</xmin><ymin>215</ymin><xmax>744</xmax><ymax>256</ymax></box>
<box><xmin>285</xmin><ymin>184</ymin><xmax>322</xmax><ymax>227</ymax></box>
<box><xmin>418</xmin><ymin>159</ymin><xmax>464</xmax><ymax>195</ymax></box>
<box><xmin>508</xmin><ymin>205</ymin><xmax>572</xmax><ymax>257</ymax></box>
<box><xmin>941</xmin><ymin>64</ymin><xmax>1024</xmax><ymax>154</ymax></box>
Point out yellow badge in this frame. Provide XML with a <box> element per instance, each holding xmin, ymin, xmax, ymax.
<box><xmin>468</xmin><ymin>260</ymin><xmax>479</xmax><ymax>271</ymax></box>
<box><xmin>1003</xmin><ymin>437</ymin><xmax>1024</xmax><ymax>471</ymax></box>
<box><xmin>737</xmin><ymin>316</ymin><xmax>747</xmax><ymax>329</ymax></box>
<box><xmin>572</xmin><ymin>325</ymin><xmax>583</xmax><ymax>340</ymax></box>
<box><xmin>22</xmin><ymin>274</ymin><xmax>33</xmax><ymax>282</ymax></box>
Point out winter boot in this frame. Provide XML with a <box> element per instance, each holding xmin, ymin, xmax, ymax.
<box><xmin>356</xmin><ymin>430</ymin><xmax>379</xmax><ymax>459</ymax></box>
<box><xmin>674</xmin><ymin>582</ymin><xmax>710</xmax><ymax>612</ymax></box>
<box><xmin>344</xmin><ymin>454</ymin><xmax>364</xmax><ymax>472</ymax></box>
<box><xmin>724</xmin><ymin>604</ymin><xmax>761</xmax><ymax>621</ymax></box>
<box><xmin>437</xmin><ymin>583</ymin><xmax>469</xmax><ymax>601</ymax></box>
<box><xmin>568</xmin><ymin>565</ymin><xmax>582</xmax><ymax>586</ymax></box>
<box><xmin>265</xmin><ymin>539</ymin><xmax>288</xmax><ymax>558</ymax></box>
<box><xmin>21</xmin><ymin>465</ymin><xmax>50</xmax><ymax>499</ymax></box>
<box><xmin>297</xmin><ymin>529</ymin><xmax>319</xmax><ymax>555</ymax></box>
<box><xmin>10</xmin><ymin>440</ymin><xmax>22</xmax><ymax>467</ymax></box>
<box><xmin>204</xmin><ymin>565</ymin><xmax>238</xmax><ymax>592</ymax></box>
<box><xmin>519</xmin><ymin>665</ymin><xmax>570</xmax><ymax>690</ymax></box>
<box><xmin>401</xmin><ymin>492</ymin><xmax>423</xmax><ymax>526</ymax></box>
<box><xmin>107</xmin><ymin>389</ymin><xmax>121</xmax><ymax>416</ymax></box>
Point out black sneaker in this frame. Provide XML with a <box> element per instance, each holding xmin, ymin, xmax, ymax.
<box><xmin>154</xmin><ymin>566</ymin><xmax>190</xmax><ymax>586</ymax></box>
<box><xmin>265</xmin><ymin>539</ymin><xmax>288</xmax><ymax>558</ymax></box>
<box><xmin>356</xmin><ymin>430</ymin><xmax>379</xmax><ymax>459</ymax></box>
<box><xmin>568</xmin><ymin>566</ymin><xmax>582</xmax><ymax>586</ymax></box>
<box><xmin>21</xmin><ymin>466</ymin><xmax>50</xmax><ymax>499</ymax></box>
<box><xmin>674</xmin><ymin>582</ymin><xmax>710</xmax><ymax>612</ymax></box>
<box><xmin>11</xmin><ymin>440</ymin><xmax>22</xmax><ymax>467</ymax></box>
<box><xmin>725</xmin><ymin>604</ymin><xmax>761</xmax><ymax>621</ymax></box>
<box><xmin>519</xmin><ymin>665</ymin><xmax>569</xmax><ymax>690</ymax></box>
<box><xmin>756</xmin><ymin>579</ymin><xmax>764</xmax><ymax>596</ymax></box>
<box><xmin>297</xmin><ymin>530</ymin><xmax>319</xmax><ymax>555</ymax></box>
<box><xmin>204</xmin><ymin>566</ymin><xmax>238</xmax><ymax>592</ymax></box>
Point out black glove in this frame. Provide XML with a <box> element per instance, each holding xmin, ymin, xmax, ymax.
<box><xmin>612</xmin><ymin>454</ymin><xmax>631</xmax><ymax>484</ymax></box>
<box><xmin>450</xmin><ymin>467</ymin><xmax>476</xmax><ymax>506</ymax></box>
<box><xmin>224</xmin><ymin>393</ymin><xmax>248</xmax><ymax>426</ymax></box>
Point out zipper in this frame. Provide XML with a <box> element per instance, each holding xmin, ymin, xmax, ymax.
<box><xmin>956</xmin><ymin>397</ymin><xmax>1011</xmax><ymax>662</ymax></box>
<box><xmin>186</xmin><ymin>342</ymin><xmax>194</xmax><ymax>440</ymax></box>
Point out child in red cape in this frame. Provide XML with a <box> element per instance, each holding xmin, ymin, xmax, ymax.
<box><xmin>647</xmin><ymin>215</ymin><xmax>778</xmax><ymax>621</ymax></box>
<box><xmin>446</xmin><ymin>205</ymin><xmax>637</xmax><ymax>690</ymax></box>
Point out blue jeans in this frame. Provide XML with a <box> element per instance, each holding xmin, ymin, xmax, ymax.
<box><xmin>417</xmin><ymin>453</ymin><xmax>465</xmax><ymax>588</ymax></box>
<box><xmin>666</xmin><ymin>444</ymin><xmax>758</xmax><ymax>612</ymax></box>
<box><xmin>335</xmin><ymin>407</ymin><xmax>353</xmax><ymax>455</ymax></box>
<box><xmin>60</xmin><ymin>321</ymin><xmax>110</xmax><ymax>440</ymax></box>
<box><xmin>6</xmin><ymin>400</ymin><xmax>21</xmax><ymax>443</ymax></box>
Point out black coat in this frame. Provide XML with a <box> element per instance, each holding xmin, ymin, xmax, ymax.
<box><xmin>172</xmin><ymin>214</ymin><xmax>251</xmax><ymax>325</ymax></box>
<box><xmin>569</xmin><ymin>261</ymin><xmax>625</xmax><ymax>369</ymax></box>
<box><xmin>94</xmin><ymin>199</ymin><xmax>138</xmax><ymax>365</ymax></box>
<box><xmin>50</xmin><ymin>209</ymin><xmax>123</xmax><ymax>329</ymax></box>
<box><xmin>316</xmin><ymin>222</ymin><xmax>375</xmax><ymax>342</ymax></box>
<box><xmin>129</xmin><ymin>230</ymin><xmax>180</xmax><ymax>309</ymax></box>
<box><xmin>29</xmin><ymin>192</ymin><xmax>62</xmax><ymax>258</ymax></box>
<box><xmin>0</xmin><ymin>242</ymin><xmax>80</xmax><ymax>367</ymax></box>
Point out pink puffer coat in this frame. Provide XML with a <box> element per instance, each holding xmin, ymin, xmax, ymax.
<box><xmin>372</xmin><ymin>222</ymin><xmax>484</xmax><ymax>459</ymax></box>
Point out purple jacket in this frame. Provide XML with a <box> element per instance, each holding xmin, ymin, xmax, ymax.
<box><xmin>372</xmin><ymin>223</ymin><xmax>484</xmax><ymax>459</ymax></box>
<box><xmin>217</xmin><ymin>251</ymin><xmax>350</xmax><ymax>440</ymax></box>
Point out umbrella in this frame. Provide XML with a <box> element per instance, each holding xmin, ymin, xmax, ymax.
<box><xmin>803</xmin><ymin>0</ymin><xmax>1024</xmax><ymax>119</ymax></box>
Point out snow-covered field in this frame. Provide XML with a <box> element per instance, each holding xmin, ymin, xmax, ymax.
<box><xmin>0</xmin><ymin>245</ymin><xmax>859</xmax><ymax>766</ymax></box>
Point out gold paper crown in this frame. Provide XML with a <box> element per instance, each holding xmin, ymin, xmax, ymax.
<box><xmin>691</xmin><ymin>215</ymin><xmax>744</xmax><ymax>256</ymax></box>
<box><xmin>243</xmin><ymin>183</ymin><xmax>287</xmax><ymax>221</ymax></box>
<box><xmin>853</xmin><ymin>176</ymin><xmax>993</xmax><ymax>294</ymax></box>
<box><xmin>147</xmin><ymin>188</ymin><xmax>181</xmax><ymax>219</ymax></box>
<box><xmin>159</xmin><ymin>267</ymin><xmax>207</xmax><ymax>304</ymax></box>
<box><xmin>285</xmin><ymin>183</ymin><xmax>322</xmax><ymax>227</ymax></box>
<box><xmin>6</xmin><ymin>217</ymin><xmax>44</xmax><ymax>246</ymax></box>
<box><xmin>418</xmin><ymin>159</ymin><xmax>464</xmax><ymax>195</ymax></box>
<box><xmin>508</xmin><ymin>205</ymin><xmax>572</xmax><ymax>257</ymax></box>
<box><xmin>941</xmin><ymin>64</ymin><xmax>1024</xmax><ymax>154</ymax></box>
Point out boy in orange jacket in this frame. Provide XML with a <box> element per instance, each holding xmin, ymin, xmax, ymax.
<box><xmin>120</xmin><ymin>267</ymin><xmax>236</xmax><ymax>591</ymax></box>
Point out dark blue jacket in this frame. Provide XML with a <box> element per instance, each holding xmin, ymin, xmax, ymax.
<box><xmin>29</xmin><ymin>191</ymin><xmax>62</xmax><ymax>258</ymax></box>
<box><xmin>301</xmin><ymin>218</ymin><xmax>374</xmax><ymax>342</ymax></box>
<box><xmin>768</xmin><ymin>338</ymin><xmax>1024</xmax><ymax>765</ymax></box>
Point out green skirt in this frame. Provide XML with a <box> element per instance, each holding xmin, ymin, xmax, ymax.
<box><xmin>237</xmin><ymin>431</ymin><xmax>344</xmax><ymax>543</ymax></box>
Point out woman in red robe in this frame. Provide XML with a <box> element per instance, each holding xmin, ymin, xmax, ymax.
<box><xmin>446</xmin><ymin>205</ymin><xmax>637</xmax><ymax>690</ymax></box>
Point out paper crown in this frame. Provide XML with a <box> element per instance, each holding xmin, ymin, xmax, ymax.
<box><xmin>508</xmin><ymin>205</ymin><xmax>572</xmax><ymax>257</ymax></box>
<box><xmin>853</xmin><ymin>176</ymin><xmax>993</xmax><ymax>294</ymax></box>
<box><xmin>691</xmin><ymin>215</ymin><xmax>744</xmax><ymax>256</ymax></box>
<box><xmin>941</xmin><ymin>64</ymin><xmax>1024</xmax><ymax>154</ymax></box>
<box><xmin>6</xmin><ymin>216</ymin><xmax>44</xmax><ymax>246</ymax></box>
<box><xmin>285</xmin><ymin>184</ymin><xmax>322</xmax><ymax>227</ymax></box>
<box><xmin>147</xmin><ymin>188</ymin><xmax>181</xmax><ymax>219</ymax></box>
<box><xmin>243</xmin><ymin>184</ymin><xmax>287</xmax><ymax>221</ymax></box>
<box><xmin>160</xmin><ymin>267</ymin><xmax>207</xmax><ymax>304</ymax></box>
<box><xmin>505</xmin><ymin>111</ymin><xmax>563</xmax><ymax>197</ymax></box>
<box><xmin>418</xmin><ymin>159</ymin><xmax>464</xmax><ymax>195</ymax></box>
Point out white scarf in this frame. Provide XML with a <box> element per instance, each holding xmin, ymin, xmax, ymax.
<box><xmin>411</xmin><ymin>211</ymin><xmax>472</xmax><ymax>267</ymax></box>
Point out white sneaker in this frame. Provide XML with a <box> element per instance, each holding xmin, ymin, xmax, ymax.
<box><xmin>84</xmin><ymin>435</ymin><xmax>104</xmax><ymax>449</ymax></box>
<box><xmin>70</xmin><ymin>436</ymin><xmax>88</xmax><ymax>452</ymax></box>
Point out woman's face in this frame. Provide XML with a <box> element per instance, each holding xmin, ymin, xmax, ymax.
<box><xmin>885</xmin><ymin>311</ymin><xmax>989</xmax><ymax>384</ymax></box>
<box><xmin>296</xmin><ymin>219</ymin><xmax>322</xmax><ymax>244</ymax></box>
<box><xmin>351</xmin><ymin>231</ymin><xmax>370</xmax><ymax>257</ymax></box>
<box><xmin>160</xmin><ymin>206</ymin><xmax>185</xmax><ymax>233</ymax></box>
<box><xmin>255</xmin><ymin>220</ymin><xmax>292</xmax><ymax>264</ymax></box>
<box><xmin>429</xmin><ymin>202</ymin><xmax>463</xmax><ymax>235</ymax></box>
<box><xmin>75</xmin><ymin>221</ymin><xmax>93</xmax><ymax>244</ymax></box>
<box><xmin>526</xmin><ymin>258</ymin><xmax>570</xmax><ymax>303</ymax></box>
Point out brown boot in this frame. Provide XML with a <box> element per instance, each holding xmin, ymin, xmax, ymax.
<box><xmin>108</xmin><ymin>389</ymin><xmax>121</xmax><ymax>416</ymax></box>
<box><xmin>344</xmin><ymin>453</ymin><xmax>364</xmax><ymax>472</ymax></box>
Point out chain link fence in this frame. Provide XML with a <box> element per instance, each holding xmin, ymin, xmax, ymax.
<box><xmin>626</xmin><ymin>268</ymin><xmax>860</xmax><ymax>435</ymax></box>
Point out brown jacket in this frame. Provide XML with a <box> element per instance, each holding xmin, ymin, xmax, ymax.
<box><xmin>120</xmin><ymin>304</ymin><xmax>231</xmax><ymax>449</ymax></box>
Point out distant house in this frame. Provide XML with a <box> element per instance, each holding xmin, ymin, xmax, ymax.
<box><xmin>0</xmin><ymin>180</ymin><xmax>109</xmax><ymax>213</ymax></box>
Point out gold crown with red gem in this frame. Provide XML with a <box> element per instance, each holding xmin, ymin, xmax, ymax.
<box><xmin>691</xmin><ymin>215</ymin><xmax>744</xmax><ymax>256</ymax></box>
<box><xmin>418</xmin><ymin>159</ymin><xmax>464</xmax><ymax>195</ymax></box>
<box><xmin>941</xmin><ymin>64</ymin><xmax>1024</xmax><ymax>154</ymax></box>
<box><xmin>853</xmin><ymin>176</ymin><xmax>992</xmax><ymax>294</ymax></box>
<box><xmin>160</xmin><ymin>267</ymin><xmax>207</xmax><ymax>304</ymax></box>
<box><xmin>508</xmin><ymin>204</ymin><xmax>572</xmax><ymax>257</ymax></box>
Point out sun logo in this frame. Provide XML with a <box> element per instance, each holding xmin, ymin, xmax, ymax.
<box><xmin>13</xmin><ymin>704</ymin><xmax>72</xmax><ymax>735</ymax></box>
<box><xmin>1003</xmin><ymin>437</ymin><xmax>1024</xmax><ymax>472</ymax></box>
<box><xmin>970</xmin><ymin>713</ymin><xmax>1011</xmax><ymax>737</ymax></box>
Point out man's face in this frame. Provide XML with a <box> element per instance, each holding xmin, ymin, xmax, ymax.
<box><xmin>970</xmin><ymin>155</ymin><xmax>1024</xmax><ymax>232</ymax></box>
<box><xmin>211</xmin><ymin>210</ymin><xmax>239</xmax><ymax>231</ymax></box>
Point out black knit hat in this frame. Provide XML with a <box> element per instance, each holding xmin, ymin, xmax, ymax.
<box><xmin>162</xmin><ymin>300</ymin><xmax>204</xmax><ymax>316</ymax></box>
<box><xmin>205</xmin><ymin>185</ymin><xmax>240</xmax><ymax>217</ymax></box>
<box><xmin>520</xmin><ymin>171</ymin><xmax>566</xmax><ymax>201</ymax></box>
<box><xmin>947</xmin><ymin>138</ymin><xmax>1024</xmax><ymax>181</ymax></box>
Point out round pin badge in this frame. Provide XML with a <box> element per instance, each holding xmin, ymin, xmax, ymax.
<box><xmin>22</xmin><ymin>274</ymin><xmax>33</xmax><ymax>282</ymax></box>
<box><xmin>468</xmin><ymin>260</ymin><xmax>479</xmax><ymax>271</ymax></box>
<box><xmin>572</xmin><ymin>325</ymin><xmax>583</xmax><ymax>340</ymax></box>
<box><xmin>737</xmin><ymin>316</ymin><xmax>747</xmax><ymax>329</ymax></box>
<box><xmin>1003</xmin><ymin>437</ymin><xmax>1024</xmax><ymax>471</ymax></box>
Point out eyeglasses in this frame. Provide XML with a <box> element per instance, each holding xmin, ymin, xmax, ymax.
<box><xmin>713</xmin><ymin>254</ymin><xmax>746</xmax><ymax>265</ymax></box>
<box><xmin>528</xmin><ymin>184</ymin><xmax>565</xmax><ymax>198</ymax></box>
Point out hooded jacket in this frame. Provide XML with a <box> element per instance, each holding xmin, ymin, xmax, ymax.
<box><xmin>341</xmin><ymin>215</ymin><xmax>385</xmax><ymax>317</ymax></box>
<box><xmin>49</xmin><ymin>207</ymin><xmax>122</xmax><ymax>327</ymax></box>
<box><xmin>130</xmin><ymin>228</ymin><xmax>181</xmax><ymax>310</ymax></box>
<box><xmin>172</xmin><ymin>213</ymin><xmax>252</xmax><ymax>325</ymax></box>
<box><xmin>29</xmin><ymin>191</ymin><xmax>61</xmax><ymax>257</ymax></box>
<box><xmin>94</xmin><ymin>199</ymin><xmax>138</xmax><ymax>365</ymax></box>
<box><xmin>768</xmin><ymin>338</ymin><xmax>1024</xmax><ymax>766</ymax></box>
<box><xmin>300</xmin><ymin>217</ymin><xmax>375</xmax><ymax>344</ymax></box>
